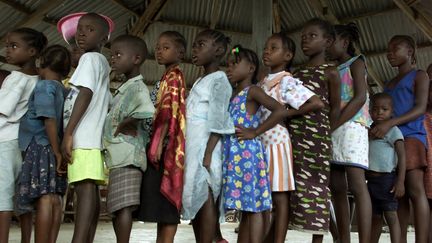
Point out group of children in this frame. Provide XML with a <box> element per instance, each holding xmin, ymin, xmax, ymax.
<box><xmin>0</xmin><ymin>11</ymin><xmax>432</xmax><ymax>243</ymax></box>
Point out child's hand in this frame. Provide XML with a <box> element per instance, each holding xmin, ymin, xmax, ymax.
<box><xmin>370</xmin><ymin>121</ymin><xmax>392</xmax><ymax>138</ymax></box>
<box><xmin>61</xmin><ymin>134</ymin><xmax>73</xmax><ymax>164</ymax></box>
<box><xmin>391</xmin><ymin>180</ymin><xmax>405</xmax><ymax>198</ymax></box>
<box><xmin>114</xmin><ymin>119</ymin><xmax>138</xmax><ymax>137</ymax></box>
<box><xmin>55</xmin><ymin>151</ymin><xmax>67</xmax><ymax>175</ymax></box>
<box><xmin>148</xmin><ymin>142</ymin><xmax>163</xmax><ymax>165</ymax></box>
<box><xmin>235</xmin><ymin>126</ymin><xmax>257</xmax><ymax>140</ymax></box>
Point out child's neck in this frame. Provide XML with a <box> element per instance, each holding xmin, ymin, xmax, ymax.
<box><xmin>124</xmin><ymin>67</ymin><xmax>141</xmax><ymax>80</ymax></box>
<box><xmin>337</xmin><ymin>52</ymin><xmax>352</xmax><ymax>64</ymax></box>
<box><xmin>20</xmin><ymin>60</ymin><xmax>38</xmax><ymax>76</ymax></box>
<box><xmin>43</xmin><ymin>70</ymin><xmax>62</xmax><ymax>82</ymax></box>
<box><xmin>203</xmin><ymin>61</ymin><xmax>220</xmax><ymax>76</ymax></box>
<box><xmin>236</xmin><ymin>78</ymin><xmax>253</xmax><ymax>93</ymax></box>
<box><xmin>164</xmin><ymin>62</ymin><xmax>179</xmax><ymax>71</ymax></box>
<box><xmin>307</xmin><ymin>51</ymin><xmax>326</xmax><ymax>67</ymax></box>
<box><xmin>397</xmin><ymin>61</ymin><xmax>414</xmax><ymax>78</ymax></box>
<box><xmin>270</xmin><ymin>64</ymin><xmax>286</xmax><ymax>74</ymax></box>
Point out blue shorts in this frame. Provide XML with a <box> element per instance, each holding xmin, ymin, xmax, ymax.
<box><xmin>367</xmin><ymin>173</ymin><xmax>398</xmax><ymax>215</ymax></box>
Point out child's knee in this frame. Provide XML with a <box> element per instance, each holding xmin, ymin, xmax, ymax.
<box><xmin>383</xmin><ymin>211</ymin><xmax>399</xmax><ymax>226</ymax></box>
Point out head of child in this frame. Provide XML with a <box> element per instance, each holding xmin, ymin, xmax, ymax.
<box><xmin>327</xmin><ymin>23</ymin><xmax>360</xmax><ymax>61</ymax></box>
<box><xmin>191</xmin><ymin>29</ymin><xmax>231</xmax><ymax>70</ymax></box>
<box><xmin>371</xmin><ymin>93</ymin><xmax>393</xmax><ymax>123</ymax></box>
<box><xmin>156</xmin><ymin>31</ymin><xmax>187</xmax><ymax>68</ymax></box>
<box><xmin>263</xmin><ymin>32</ymin><xmax>295</xmax><ymax>73</ymax></box>
<box><xmin>5</xmin><ymin>28</ymin><xmax>47</xmax><ymax>68</ymax></box>
<box><xmin>75</xmin><ymin>13</ymin><xmax>110</xmax><ymax>53</ymax></box>
<box><xmin>226</xmin><ymin>45</ymin><xmax>259</xmax><ymax>87</ymax></box>
<box><xmin>387</xmin><ymin>35</ymin><xmax>416</xmax><ymax>68</ymax></box>
<box><xmin>301</xmin><ymin>18</ymin><xmax>335</xmax><ymax>59</ymax></box>
<box><xmin>38</xmin><ymin>45</ymin><xmax>71</xmax><ymax>81</ymax></box>
<box><xmin>110</xmin><ymin>35</ymin><xmax>147</xmax><ymax>79</ymax></box>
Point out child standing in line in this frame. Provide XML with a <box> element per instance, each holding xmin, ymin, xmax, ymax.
<box><xmin>104</xmin><ymin>35</ymin><xmax>154</xmax><ymax>243</ymax></box>
<box><xmin>222</xmin><ymin>45</ymin><xmax>285</xmax><ymax>243</ymax></box>
<box><xmin>138</xmin><ymin>31</ymin><xmax>187</xmax><ymax>243</ymax></box>
<box><xmin>259</xmin><ymin>32</ymin><xmax>324</xmax><ymax>243</ymax></box>
<box><xmin>182</xmin><ymin>29</ymin><xmax>234</xmax><ymax>243</ymax></box>
<box><xmin>367</xmin><ymin>93</ymin><xmax>406</xmax><ymax>243</ymax></box>
<box><xmin>371</xmin><ymin>35</ymin><xmax>430</xmax><ymax>243</ymax></box>
<box><xmin>17</xmin><ymin>45</ymin><xmax>71</xmax><ymax>243</ymax></box>
<box><xmin>60</xmin><ymin>13</ymin><xmax>114</xmax><ymax>243</ymax></box>
<box><xmin>326</xmin><ymin>23</ymin><xmax>372</xmax><ymax>243</ymax></box>
<box><xmin>0</xmin><ymin>27</ymin><xmax>47</xmax><ymax>243</ymax></box>
<box><xmin>288</xmin><ymin>18</ymin><xmax>341</xmax><ymax>243</ymax></box>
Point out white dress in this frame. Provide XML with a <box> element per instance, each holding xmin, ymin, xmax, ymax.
<box><xmin>182</xmin><ymin>71</ymin><xmax>234</xmax><ymax>220</ymax></box>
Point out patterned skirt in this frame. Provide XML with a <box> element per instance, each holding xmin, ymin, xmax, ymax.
<box><xmin>107</xmin><ymin>166</ymin><xmax>142</xmax><ymax>214</ymax></box>
<box><xmin>16</xmin><ymin>139</ymin><xmax>67</xmax><ymax>213</ymax></box>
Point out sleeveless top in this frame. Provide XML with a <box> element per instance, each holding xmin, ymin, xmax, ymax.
<box><xmin>384</xmin><ymin>70</ymin><xmax>426</xmax><ymax>146</ymax></box>
<box><xmin>338</xmin><ymin>55</ymin><xmax>372</xmax><ymax>127</ymax></box>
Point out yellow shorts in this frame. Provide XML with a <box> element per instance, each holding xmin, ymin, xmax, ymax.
<box><xmin>68</xmin><ymin>149</ymin><xmax>106</xmax><ymax>185</ymax></box>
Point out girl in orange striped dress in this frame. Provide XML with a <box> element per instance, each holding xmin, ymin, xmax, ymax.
<box><xmin>259</xmin><ymin>32</ymin><xmax>324</xmax><ymax>243</ymax></box>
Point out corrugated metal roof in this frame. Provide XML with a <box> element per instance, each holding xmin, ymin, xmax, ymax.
<box><xmin>0</xmin><ymin>0</ymin><xmax>430</xmax><ymax>90</ymax></box>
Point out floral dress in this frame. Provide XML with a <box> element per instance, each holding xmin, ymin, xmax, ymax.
<box><xmin>222</xmin><ymin>86</ymin><xmax>272</xmax><ymax>212</ymax></box>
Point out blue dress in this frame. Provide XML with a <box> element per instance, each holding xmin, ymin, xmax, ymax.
<box><xmin>222</xmin><ymin>86</ymin><xmax>272</xmax><ymax>212</ymax></box>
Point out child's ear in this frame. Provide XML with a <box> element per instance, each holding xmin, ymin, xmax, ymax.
<box><xmin>178</xmin><ymin>49</ymin><xmax>185</xmax><ymax>61</ymax></box>
<box><xmin>284</xmin><ymin>51</ymin><xmax>293</xmax><ymax>63</ymax></box>
<box><xmin>249</xmin><ymin>64</ymin><xmax>256</xmax><ymax>74</ymax></box>
<box><xmin>325</xmin><ymin>37</ymin><xmax>335</xmax><ymax>48</ymax></box>
<box><xmin>28</xmin><ymin>47</ymin><xmax>37</xmax><ymax>57</ymax></box>
<box><xmin>215</xmin><ymin>45</ymin><xmax>225</xmax><ymax>58</ymax></box>
<box><xmin>134</xmin><ymin>54</ymin><xmax>143</xmax><ymax>65</ymax></box>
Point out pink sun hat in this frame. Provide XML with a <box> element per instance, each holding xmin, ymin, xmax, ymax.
<box><xmin>57</xmin><ymin>12</ymin><xmax>115</xmax><ymax>44</ymax></box>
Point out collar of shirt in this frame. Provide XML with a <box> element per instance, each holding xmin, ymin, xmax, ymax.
<box><xmin>115</xmin><ymin>74</ymin><xmax>144</xmax><ymax>95</ymax></box>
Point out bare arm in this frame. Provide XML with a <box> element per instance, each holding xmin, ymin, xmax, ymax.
<box><xmin>371</xmin><ymin>70</ymin><xmax>429</xmax><ymax>138</ymax></box>
<box><xmin>392</xmin><ymin>140</ymin><xmax>406</xmax><ymax>198</ymax></box>
<box><xmin>325</xmin><ymin>67</ymin><xmax>341</xmax><ymax>131</ymax></box>
<box><xmin>285</xmin><ymin>95</ymin><xmax>324</xmax><ymax>118</ymax></box>
<box><xmin>44</xmin><ymin>118</ymin><xmax>65</xmax><ymax>174</ymax></box>
<box><xmin>61</xmin><ymin>87</ymin><xmax>93</xmax><ymax>163</ymax></box>
<box><xmin>334</xmin><ymin>59</ymin><xmax>367</xmax><ymax>128</ymax></box>
<box><xmin>202</xmin><ymin>133</ymin><xmax>221</xmax><ymax>170</ymax></box>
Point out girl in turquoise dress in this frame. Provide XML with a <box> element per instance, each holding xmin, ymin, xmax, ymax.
<box><xmin>222</xmin><ymin>45</ymin><xmax>286</xmax><ymax>243</ymax></box>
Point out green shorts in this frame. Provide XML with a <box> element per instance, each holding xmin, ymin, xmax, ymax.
<box><xmin>68</xmin><ymin>149</ymin><xmax>105</xmax><ymax>185</ymax></box>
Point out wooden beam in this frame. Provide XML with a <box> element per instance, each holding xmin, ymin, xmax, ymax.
<box><xmin>130</xmin><ymin>0</ymin><xmax>168</xmax><ymax>37</ymax></box>
<box><xmin>341</xmin><ymin>7</ymin><xmax>399</xmax><ymax>23</ymax></box>
<box><xmin>111</xmin><ymin>0</ymin><xmax>139</xmax><ymax>18</ymax></box>
<box><xmin>393</xmin><ymin>0</ymin><xmax>432</xmax><ymax>41</ymax></box>
<box><xmin>273</xmin><ymin>0</ymin><xmax>281</xmax><ymax>33</ymax></box>
<box><xmin>210</xmin><ymin>0</ymin><xmax>222</xmax><ymax>29</ymax></box>
<box><xmin>155</xmin><ymin>20</ymin><xmax>251</xmax><ymax>37</ymax></box>
<box><xmin>0</xmin><ymin>0</ymin><xmax>63</xmax><ymax>44</ymax></box>
<box><xmin>0</xmin><ymin>0</ymin><xmax>32</xmax><ymax>15</ymax></box>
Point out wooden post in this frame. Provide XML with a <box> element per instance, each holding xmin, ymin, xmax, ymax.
<box><xmin>252</xmin><ymin>0</ymin><xmax>272</xmax><ymax>60</ymax></box>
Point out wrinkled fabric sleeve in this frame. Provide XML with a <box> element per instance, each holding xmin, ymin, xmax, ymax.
<box><xmin>0</xmin><ymin>73</ymin><xmax>27</xmax><ymax>117</ymax></box>
<box><xmin>207</xmin><ymin>77</ymin><xmax>235</xmax><ymax>134</ymax></box>
<box><xmin>388</xmin><ymin>126</ymin><xmax>405</xmax><ymax>147</ymax></box>
<box><xmin>128</xmin><ymin>83</ymin><xmax>155</xmax><ymax>120</ymax></box>
<box><xmin>34</xmin><ymin>81</ymin><xmax>57</xmax><ymax>119</ymax></box>
<box><xmin>280</xmin><ymin>76</ymin><xmax>315</xmax><ymax>110</ymax></box>
<box><xmin>69</xmin><ymin>53</ymin><xmax>100</xmax><ymax>92</ymax></box>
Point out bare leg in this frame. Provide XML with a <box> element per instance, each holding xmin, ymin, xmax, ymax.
<box><xmin>249</xmin><ymin>212</ymin><xmax>265</xmax><ymax>243</ymax></box>
<box><xmin>191</xmin><ymin>190</ymin><xmax>217</xmax><ymax>243</ymax></box>
<box><xmin>271</xmin><ymin>192</ymin><xmax>289</xmax><ymax>243</ymax></box>
<box><xmin>346</xmin><ymin>167</ymin><xmax>372</xmax><ymax>243</ymax></box>
<box><xmin>330</xmin><ymin>167</ymin><xmax>350</xmax><ymax>243</ymax></box>
<box><xmin>429</xmin><ymin>199</ymin><xmax>432</xmax><ymax>243</ymax></box>
<box><xmin>370</xmin><ymin>214</ymin><xmax>383</xmax><ymax>243</ymax></box>
<box><xmin>19</xmin><ymin>213</ymin><xmax>32</xmax><ymax>243</ymax></box>
<box><xmin>86</xmin><ymin>184</ymin><xmax>100</xmax><ymax>243</ymax></box>
<box><xmin>384</xmin><ymin>211</ymin><xmax>401</xmax><ymax>243</ymax></box>
<box><xmin>0</xmin><ymin>212</ymin><xmax>13</xmax><ymax>243</ymax></box>
<box><xmin>48</xmin><ymin>194</ymin><xmax>63</xmax><ymax>243</ymax></box>
<box><xmin>263</xmin><ymin>209</ymin><xmax>274</xmax><ymax>243</ymax></box>
<box><xmin>237</xmin><ymin>212</ymin><xmax>250</xmax><ymax>243</ymax></box>
<box><xmin>35</xmin><ymin>195</ymin><xmax>53</xmax><ymax>243</ymax></box>
<box><xmin>157</xmin><ymin>223</ymin><xmax>177</xmax><ymax>243</ymax></box>
<box><xmin>312</xmin><ymin>234</ymin><xmax>323</xmax><ymax>243</ymax></box>
<box><xmin>398</xmin><ymin>196</ymin><xmax>410</xmax><ymax>243</ymax></box>
<box><xmin>113</xmin><ymin>207</ymin><xmax>133</xmax><ymax>243</ymax></box>
<box><xmin>71</xmin><ymin>180</ymin><xmax>99</xmax><ymax>243</ymax></box>
<box><xmin>405</xmin><ymin>169</ymin><xmax>430</xmax><ymax>243</ymax></box>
